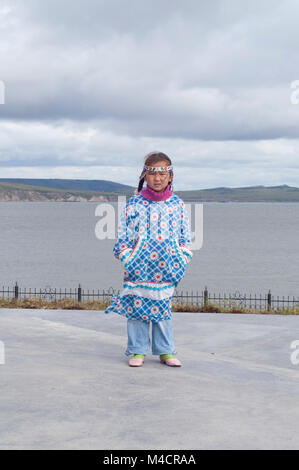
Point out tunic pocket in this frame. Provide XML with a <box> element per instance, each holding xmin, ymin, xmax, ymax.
<box><xmin>168</xmin><ymin>238</ymin><xmax>187</xmax><ymax>285</ymax></box>
<box><xmin>124</xmin><ymin>237</ymin><xmax>147</xmax><ymax>282</ymax></box>
<box><xmin>176</xmin><ymin>239</ymin><xmax>187</xmax><ymax>266</ymax></box>
<box><xmin>125</xmin><ymin>236</ymin><xmax>142</xmax><ymax>267</ymax></box>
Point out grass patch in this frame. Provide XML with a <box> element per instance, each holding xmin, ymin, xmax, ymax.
<box><xmin>172</xmin><ymin>300</ymin><xmax>299</xmax><ymax>315</ymax></box>
<box><xmin>0</xmin><ymin>297</ymin><xmax>298</xmax><ymax>315</ymax></box>
<box><xmin>0</xmin><ymin>296</ymin><xmax>108</xmax><ymax>310</ymax></box>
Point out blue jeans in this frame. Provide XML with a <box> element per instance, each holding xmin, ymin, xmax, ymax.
<box><xmin>125</xmin><ymin>318</ymin><xmax>177</xmax><ymax>356</ymax></box>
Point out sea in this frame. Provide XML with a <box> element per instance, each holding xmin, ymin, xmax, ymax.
<box><xmin>0</xmin><ymin>201</ymin><xmax>298</xmax><ymax>298</ymax></box>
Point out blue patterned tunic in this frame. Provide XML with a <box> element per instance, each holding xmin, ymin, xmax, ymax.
<box><xmin>104</xmin><ymin>192</ymin><xmax>193</xmax><ymax>323</ymax></box>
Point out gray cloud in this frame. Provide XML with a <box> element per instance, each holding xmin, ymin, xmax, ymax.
<box><xmin>0</xmin><ymin>0</ymin><xmax>298</xmax><ymax>187</ymax></box>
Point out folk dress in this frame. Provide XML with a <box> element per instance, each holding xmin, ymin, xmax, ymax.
<box><xmin>104</xmin><ymin>192</ymin><xmax>193</xmax><ymax>323</ymax></box>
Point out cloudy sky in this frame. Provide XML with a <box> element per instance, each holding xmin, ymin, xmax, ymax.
<box><xmin>0</xmin><ymin>0</ymin><xmax>299</xmax><ymax>190</ymax></box>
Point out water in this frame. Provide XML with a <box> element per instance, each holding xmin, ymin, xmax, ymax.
<box><xmin>0</xmin><ymin>201</ymin><xmax>298</xmax><ymax>297</ymax></box>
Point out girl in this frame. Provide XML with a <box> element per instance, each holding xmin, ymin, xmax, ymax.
<box><xmin>104</xmin><ymin>151</ymin><xmax>193</xmax><ymax>367</ymax></box>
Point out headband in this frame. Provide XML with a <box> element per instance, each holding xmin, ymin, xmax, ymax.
<box><xmin>139</xmin><ymin>164</ymin><xmax>173</xmax><ymax>180</ymax></box>
<box><xmin>144</xmin><ymin>165</ymin><xmax>173</xmax><ymax>172</ymax></box>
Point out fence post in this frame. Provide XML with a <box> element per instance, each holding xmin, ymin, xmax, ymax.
<box><xmin>204</xmin><ymin>286</ymin><xmax>208</xmax><ymax>307</ymax></box>
<box><xmin>78</xmin><ymin>284</ymin><xmax>81</xmax><ymax>302</ymax></box>
<box><xmin>267</xmin><ymin>289</ymin><xmax>271</xmax><ymax>311</ymax></box>
<box><xmin>14</xmin><ymin>282</ymin><xmax>19</xmax><ymax>300</ymax></box>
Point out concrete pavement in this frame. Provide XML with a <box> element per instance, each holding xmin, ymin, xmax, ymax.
<box><xmin>0</xmin><ymin>308</ymin><xmax>299</xmax><ymax>449</ymax></box>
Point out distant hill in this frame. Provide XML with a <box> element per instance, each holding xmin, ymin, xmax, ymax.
<box><xmin>176</xmin><ymin>184</ymin><xmax>299</xmax><ymax>202</ymax></box>
<box><xmin>0</xmin><ymin>179</ymin><xmax>298</xmax><ymax>202</ymax></box>
<box><xmin>0</xmin><ymin>178</ymin><xmax>133</xmax><ymax>192</ymax></box>
<box><xmin>0</xmin><ymin>180</ymin><xmax>133</xmax><ymax>202</ymax></box>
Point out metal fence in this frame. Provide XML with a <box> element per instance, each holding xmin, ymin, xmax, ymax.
<box><xmin>1</xmin><ymin>282</ymin><xmax>299</xmax><ymax>312</ymax></box>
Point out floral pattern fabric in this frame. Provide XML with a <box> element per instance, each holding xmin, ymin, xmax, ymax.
<box><xmin>104</xmin><ymin>193</ymin><xmax>193</xmax><ymax>323</ymax></box>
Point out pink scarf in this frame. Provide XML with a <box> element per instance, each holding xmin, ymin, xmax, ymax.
<box><xmin>141</xmin><ymin>183</ymin><xmax>173</xmax><ymax>201</ymax></box>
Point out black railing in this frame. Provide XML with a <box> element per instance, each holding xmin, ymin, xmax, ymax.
<box><xmin>0</xmin><ymin>283</ymin><xmax>120</xmax><ymax>304</ymax></box>
<box><xmin>1</xmin><ymin>283</ymin><xmax>299</xmax><ymax>311</ymax></box>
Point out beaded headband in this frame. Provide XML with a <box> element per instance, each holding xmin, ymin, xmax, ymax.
<box><xmin>139</xmin><ymin>164</ymin><xmax>173</xmax><ymax>180</ymax></box>
<box><xmin>144</xmin><ymin>165</ymin><xmax>173</xmax><ymax>172</ymax></box>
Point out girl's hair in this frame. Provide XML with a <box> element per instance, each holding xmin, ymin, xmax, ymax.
<box><xmin>136</xmin><ymin>151</ymin><xmax>173</xmax><ymax>193</ymax></box>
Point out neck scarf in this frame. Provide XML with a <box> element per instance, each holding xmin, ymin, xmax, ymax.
<box><xmin>141</xmin><ymin>183</ymin><xmax>173</xmax><ymax>201</ymax></box>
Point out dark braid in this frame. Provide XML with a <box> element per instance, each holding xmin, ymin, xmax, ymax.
<box><xmin>137</xmin><ymin>177</ymin><xmax>145</xmax><ymax>193</ymax></box>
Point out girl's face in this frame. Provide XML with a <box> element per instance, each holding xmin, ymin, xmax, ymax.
<box><xmin>144</xmin><ymin>160</ymin><xmax>172</xmax><ymax>192</ymax></box>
